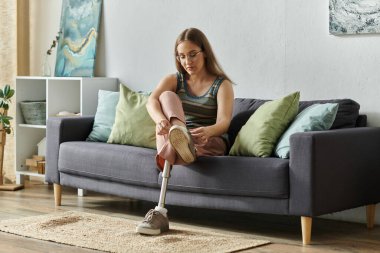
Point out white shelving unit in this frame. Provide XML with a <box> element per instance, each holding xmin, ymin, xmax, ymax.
<box><xmin>15</xmin><ymin>76</ymin><xmax>118</xmax><ymax>184</ymax></box>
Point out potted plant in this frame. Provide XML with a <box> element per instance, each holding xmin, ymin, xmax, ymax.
<box><xmin>0</xmin><ymin>84</ymin><xmax>23</xmax><ymax>190</ymax></box>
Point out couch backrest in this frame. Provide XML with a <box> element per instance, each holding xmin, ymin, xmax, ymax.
<box><xmin>228</xmin><ymin>98</ymin><xmax>362</xmax><ymax>146</ymax></box>
<box><xmin>356</xmin><ymin>115</ymin><xmax>367</xmax><ymax>127</ymax></box>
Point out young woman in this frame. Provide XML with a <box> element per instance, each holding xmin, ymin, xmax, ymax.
<box><xmin>136</xmin><ymin>28</ymin><xmax>234</xmax><ymax>235</ymax></box>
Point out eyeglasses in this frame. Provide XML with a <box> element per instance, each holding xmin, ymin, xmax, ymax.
<box><xmin>176</xmin><ymin>50</ymin><xmax>203</xmax><ymax>63</ymax></box>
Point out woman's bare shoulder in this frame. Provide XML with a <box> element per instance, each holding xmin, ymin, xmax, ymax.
<box><xmin>220</xmin><ymin>79</ymin><xmax>233</xmax><ymax>90</ymax></box>
<box><xmin>160</xmin><ymin>73</ymin><xmax>177</xmax><ymax>84</ymax></box>
<box><xmin>217</xmin><ymin>79</ymin><xmax>234</xmax><ymax>99</ymax></box>
<box><xmin>151</xmin><ymin>73</ymin><xmax>178</xmax><ymax>96</ymax></box>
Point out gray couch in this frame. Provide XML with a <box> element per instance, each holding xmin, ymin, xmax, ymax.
<box><xmin>46</xmin><ymin>98</ymin><xmax>380</xmax><ymax>245</ymax></box>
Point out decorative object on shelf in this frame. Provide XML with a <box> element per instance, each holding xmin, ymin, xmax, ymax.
<box><xmin>25</xmin><ymin>155</ymin><xmax>45</xmax><ymax>174</ymax></box>
<box><xmin>19</xmin><ymin>100</ymin><xmax>46</xmax><ymax>125</ymax></box>
<box><xmin>37</xmin><ymin>137</ymin><xmax>46</xmax><ymax>157</ymax></box>
<box><xmin>41</xmin><ymin>55</ymin><xmax>51</xmax><ymax>77</ymax></box>
<box><xmin>0</xmin><ymin>84</ymin><xmax>23</xmax><ymax>191</ymax></box>
<box><xmin>330</xmin><ymin>0</ymin><xmax>380</xmax><ymax>35</ymax></box>
<box><xmin>55</xmin><ymin>111</ymin><xmax>81</xmax><ymax>117</ymax></box>
<box><xmin>41</xmin><ymin>31</ymin><xmax>61</xmax><ymax>77</ymax></box>
<box><xmin>47</xmin><ymin>31</ymin><xmax>61</xmax><ymax>56</ymax></box>
<box><xmin>55</xmin><ymin>0</ymin><xmax>103</xmax><ymax>77</ymax></box>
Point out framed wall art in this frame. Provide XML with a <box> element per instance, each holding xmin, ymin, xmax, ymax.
<box><xmin>55</xmin><ymin>0</ymin><xmax>103</xmax><ymax>77</ymax></box>
<box><xmin>329</xmin><ymin>0</ymin><xmax>380</xmax><ymax>35</ymax></box>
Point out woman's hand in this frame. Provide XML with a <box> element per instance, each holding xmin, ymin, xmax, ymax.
<box><xmin>190</xmin><ymin>127</ymin><xmax>212</xmax><ymax>144</ymax></box>
<box><xmin>156</xmin><ymin>119</ymin><xmax>171</xmax><ymax>135</ymax></box>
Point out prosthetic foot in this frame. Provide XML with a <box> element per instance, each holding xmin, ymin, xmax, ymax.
<box><xmin>136</xmin><ymin>160</ymin><xmax>171</xmax><ymax>235</ymax></box>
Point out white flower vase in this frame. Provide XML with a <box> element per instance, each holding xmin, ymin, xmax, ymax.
<box><xmin>41</xmin><ymin>55</ymin><xmax>51</xmax><ymax>77</ymax></box>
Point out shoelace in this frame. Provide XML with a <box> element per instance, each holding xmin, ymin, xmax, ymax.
<box><xmin>143</xmin><ymin>210</ymin><xmax>160</xmax><ymax>222</ymax></box>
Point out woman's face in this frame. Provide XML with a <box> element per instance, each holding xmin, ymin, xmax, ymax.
<box><xmin>176</xmin><ymin>40</ymin><xmax>205</xmax><ymax>75</ymax></box>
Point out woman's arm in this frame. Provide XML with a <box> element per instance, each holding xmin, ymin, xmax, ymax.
<box><xmin>214</xmin><ymin>80</ymin><xmax>234</xmax><ymax>135</ymax></box>
<box><xmin>146</xmin><ymin>74</ymin><xmax>177</xmax><ymax>134</ymax></box>
<box><xmin>190</xmin><ymin>80</ymin><xmax>234</xmax><ymax>142</ymax></box>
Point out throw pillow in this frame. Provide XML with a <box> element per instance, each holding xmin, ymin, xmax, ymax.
<box><xmin>275</xmin><ymin>103</ymin><xmax>339</xmax><ymax>159</ymax></box>
<box><xmin>107</xmin><ymin>84</ymin><xmax>156</xmax><ymax>149</ymax></box>
<box><xmin>229</xmin><ymin>92</ymin><xmax>300</xmax><ymax>157</ymax></box>
<box><xmin>298</xmin><ymin>99</ymin><xmax>359</xmax><ymax>129</ymax></box>
<box><xmin>87</xmin><ymin>90</ymin><xmax>119</xmax><ymax>142</ymax></box>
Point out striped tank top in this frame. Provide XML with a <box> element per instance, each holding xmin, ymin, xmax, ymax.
<box><xmin>176</xmin><ymin>72</ymin><xmax>224</xmax><ymax>129</ymax></box>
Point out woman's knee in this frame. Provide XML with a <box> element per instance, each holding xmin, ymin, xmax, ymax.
<box><xmin>159</xmin><ymin>91</ymin><xmax>182</xmax><ymax>108</ymax></box>
<box><xmin>159</xmin><ymin>91</ymin><xmax>177</xmax><ymax>100</ymax></box>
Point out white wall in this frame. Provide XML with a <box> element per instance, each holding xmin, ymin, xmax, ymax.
<box><xmin>30</xmin><ymin>0</ymin><xmax>380</xmax><ymax>224</ymax></box>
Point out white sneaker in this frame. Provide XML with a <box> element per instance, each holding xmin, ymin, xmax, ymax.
<box><xmin>136</xmin><ymin>209</ymin><xmax>169</xmax><ymax>235</ymax></box>
<box><xmin>168</xmin><ymin>125</ymin><xmax>196</xmax><ymax>163</ymax></box>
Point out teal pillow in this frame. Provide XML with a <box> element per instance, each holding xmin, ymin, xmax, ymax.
<box><xmin>275</xmin><ymin>103</ymin><xmax>339</xmax><ymax>158</ymax></box>
<box><xmin>229</xmin><ymin>92</ymin><xmax>300</xmax><ymax>157</ymax></box>
<box><xmin>87</xmin><ymin>90</ymin><xmax>119</xmax><ymax>142</ymax></box>
<box><xmin>107</xmin><ymin>84</ymin><xmax>156</xmax><ymax>149</ymax></box>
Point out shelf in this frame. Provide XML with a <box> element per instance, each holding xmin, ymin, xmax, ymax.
<box><xmin>19</xmin><ymin>124</ymin><xmax>46</xmax><ymax>129</ymax></box>
<box><xmin>15</xmin><ymin>76</ymin><xmax>119</xmax><ymax>185</ymax></box>
<box><xmin>16</xmin><ymin>76</ymin><xmax>117</xmax><ymax>81</ymax></box>
<box><xmin>16</xmin><ymin>171</ymin><xmax>45</xmax><ymax>178</ymax></box>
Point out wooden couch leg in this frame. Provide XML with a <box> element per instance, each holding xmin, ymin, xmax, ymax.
<box><xmin>54</xmin><ymin>183</ymin><xmax>62</xmax><ymax>206</ymax></box>
<box><xmin>301</xmin><ymin>216</ymin><xmax>312</xmax><ymax>245</ymax></box>
<box><xmin>366</xmin><ymin>204</ymin><xmax>376</xmax><ymax>229</ymax></box>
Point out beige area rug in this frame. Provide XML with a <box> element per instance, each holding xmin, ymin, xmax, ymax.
<box><xmin>0</xmin><ymin>211</ymin><xmax>270</xmax><ymax>253</ymax></box>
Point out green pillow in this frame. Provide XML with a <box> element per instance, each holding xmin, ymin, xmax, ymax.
<box><xmin>87</xmin><ymin>90</ymin><xmax>119</xmax><ymax>142</ymax></box>
<box><xmin>229</xmin><ymin>92</ymin><xmax>300</xmax><ymax>157</ymax></box>
<box><xmin>275</xmin><ymin>103</ymin><xmax>339</xmax><ymax>159</ymax></box>
<box><xmin>107</xmin><ymin>84</ymin><xmax>156</xmax><ymax>149</ymax></box>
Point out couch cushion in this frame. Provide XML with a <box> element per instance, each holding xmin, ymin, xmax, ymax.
<box><xmin>229</xmin><ymin>98</ymin><xmax>360</xmax><ymax>146</ymax></box>
<box><xmin>58</xmin><ymin>142</ymin><xmax>160</xmax><ymax>188</ymax></box>
<box><xmin>107</xmin><ymin>83</ymin><xmax>156</xmax><ymax>149</ymax></box>
<box><xmin>299</xmin><ymin>99</ymin><xmax>359</xmax><ymax>129</ymax></box>
<box><xmin>159</xmin><ymin>156</ymin><xmax>289</xmax><ymax>198</ymax></box>
<box><xmin>356</xmin><ymin>115</ymin><xmax>367</xmax><ymax>127</ymax></box>
<box><xmin>229</xmin><ymin>92</ymin><xmax>299</xmax><ymax>157</ymax></box>
<box><xmin>275</xmin><ymin>103</ymin><xmax>339</xmax><ymax>159</ymax></box>
<box><xmin>87</xmin><ymin>90</ymin><xmax>119</xmax><ymax>142</ymax></box>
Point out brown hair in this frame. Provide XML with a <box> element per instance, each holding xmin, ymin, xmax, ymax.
<box><xmin>174</xmin><ymin>28</ymin><xmax>231</xmax><ymax>82</ymax></box>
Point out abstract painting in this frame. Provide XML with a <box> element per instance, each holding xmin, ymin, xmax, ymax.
<box><xmin>55</xmin><ymin>0</ymin><xmax>102</xmax><ymax>77</ymax></box>
<box><xmin>330</xmin><ymin>0</ymin><xmax>380</xmax><ymax>34</ymax></box>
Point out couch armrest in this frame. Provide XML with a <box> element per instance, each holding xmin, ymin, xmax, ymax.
<box><xmin>45</xmin><ymin>116</ymin><xmax>94</xmax><ymax>184</ymax></box>
<box><xmin>289</xmin><ymin>127</ymin><xmax>380</xmax><ymax>216</ymax></box>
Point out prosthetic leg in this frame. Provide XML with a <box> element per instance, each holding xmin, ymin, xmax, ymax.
<box><xmin>136</xmin><ymin>160</ymin><xmax>171</xmax><ymax>235</ymax></box>
<box><xmin>158</xmin><ymin>160</ymin><xmax>172</xmax><ymax>208</ymax></box>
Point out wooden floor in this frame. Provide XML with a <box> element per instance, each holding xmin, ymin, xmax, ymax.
<box><xmin>0</xmin><ymin>180</ymin><xmax>379</xmax><ymax>253</ymax></box>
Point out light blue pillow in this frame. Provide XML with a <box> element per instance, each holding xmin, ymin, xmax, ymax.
<box><xmin>87</xmin><ymin>90</ymin><xmax>119</xmax><ymax>142</ymax></box>
<box><xmin>275</xmin><ymin>103</ymin><xmax>339</xmax><ymax>158</ymax></box>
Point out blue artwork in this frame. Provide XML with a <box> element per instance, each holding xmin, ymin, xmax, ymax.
<box><xmin>330</xmin><ymin>0</ymin><xmax>380</xmax><ymax>35</ymax></box>
<box><xmin>55</xmin><ymin>0</ymin><xmax>102</xmax><ymax>77</ymax></box>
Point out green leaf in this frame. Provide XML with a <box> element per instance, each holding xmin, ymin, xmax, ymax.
<box><xmin>5</xmin><ymin>89</ymin><xmax>14</xmax><ymax>99</ymax></box>
<box><xmin>4</xmin><ymin>85</ymin><xmax>10</xmax><ymax>96</ymax></box>
<box><xmin>3</xmin><ymin>118</ymin><xmax>10</xmax><ymax>125</ymax></box>
<box><xmin>5</xmin><ymin>128</ymin><xmax>11</xmax><ymax>134</ymax></box>
<box><xmin>0</xmin><ymin>89</ymin><xmax>3</xmax><ymax>98</ymax></box>
<box><xmin>4</xmin><ymin>104</ymin><xmax>9</xmax><ymax>110</ymax></box>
